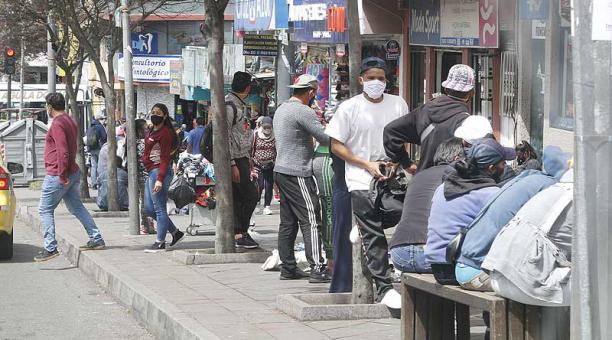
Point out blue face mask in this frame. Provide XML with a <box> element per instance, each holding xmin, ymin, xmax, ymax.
<box><xmin>309</xmin><ymin>96</ymin><xmax>316</xmax><ymax>107</ymax></box>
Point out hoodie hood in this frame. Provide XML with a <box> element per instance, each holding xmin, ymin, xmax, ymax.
<box><xmin>542</xmin><ymin>146</ymin><xmax>572</xmax><ymax>180</ymax></box>
<box><xmin>426</xmin><ymin>95</ymin><xmax>471</xmax><ymax>124</ymax></box>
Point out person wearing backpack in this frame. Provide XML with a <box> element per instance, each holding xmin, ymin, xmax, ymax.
<box><xmin>86</xmin><ymin>112</ymin><xmax>107</xmax><ymax>189</ymax></box>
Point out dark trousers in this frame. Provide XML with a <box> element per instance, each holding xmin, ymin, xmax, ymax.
<box><xmin>329</xmin><ymin>161</ymin><xmax>353</xmax><ymax>293</ymax></box>
<box><xmin>232</xmin><ymin>157</ymin><xmax>259</xmax><ymax>235</ymax></box>
<box><xmin>351</xmin><ymin>190</ymin><xmax>393</xmax><ymax>297</ymax></box>
<box><xmin>275</xmin><ymin>172</ymin><xmax>325</xmax><ymax>273</ymax></box>
<box><xmin>257</xmin><ymin>167</ymin><xmax>274</xmax><ymax>206</ymax></box>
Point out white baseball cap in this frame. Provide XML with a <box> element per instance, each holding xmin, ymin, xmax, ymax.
<box><xmin>454</xmin><ymin>115</ymin><xmax>493</xmax><ymax>143</ymax></box>
<box><xmin>288</xmin><ymin>74</ymin><xmax>319</xmax><ymax>89</ymax></box>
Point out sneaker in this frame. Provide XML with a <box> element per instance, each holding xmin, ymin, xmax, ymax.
<box><xmin>263</xmin><ymin>206</ymin><xmax>272</xmax><ymax>215</ymax></box>
<box><xmin>235</xmin><ymin>234</ymin><xmax>258</xmax><ymax>249</ymax></box>
<box><xmin>380</xmin><ymin>289</ymin><xmax>402</xmax><ymax>318</ymax></box>
<box><xmin>280</xmin><ymin>268</ymin><xmax>309</xmax><ymax>280</ymax></box>
<box><xmin>309</xmin><ymin>269</ymin><xmax>332</xmax><ymax>283</ymax></box>
<box><xmin>169</xmin><ymin>230</ymin><xmax>185</xmax><ymax>247</ymax></box>
<box><xmin>144</xmin><ymin>242</ymin><xmax>166</xmax><ymax>253</ymax></box>
<box><xmin>79</xmin><ymin>240</ymin><xmax>106</xmax><ymax>251</ymax></box>
<box><xmin>34</xmin><ymin>249</ymin><xmax>60</xmax><ymax>262</ymax></box>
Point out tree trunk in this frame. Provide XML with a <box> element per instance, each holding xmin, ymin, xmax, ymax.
<box><xmin>65</xmin><ymin>64</ymin><xmax>90</xmax><ymax>199</ymax></box>
<box><xmin>351</xmin><ymin>232</ymin><xmax>375</xmax><ymax>304</ymax></box>
<box><xmin>105</xmin><ymin>50</ymin><xmax>120</xmax><ymax>212</ymax></box>
<box><xmin>204</xmin><ymin>0</ymin><xmax>234</xmax><ymax>254</ymax></box>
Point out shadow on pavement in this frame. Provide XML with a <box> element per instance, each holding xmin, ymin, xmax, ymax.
<box><xmin>1</xmin><ymin>243</ymin><xmax>44</xmax><ymax>264</ymax></box>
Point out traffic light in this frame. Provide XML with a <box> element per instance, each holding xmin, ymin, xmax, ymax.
<box><xmin>4</xmin><ymin>47</ymin><xmax>16</xmax><ymax>75</ymax></box>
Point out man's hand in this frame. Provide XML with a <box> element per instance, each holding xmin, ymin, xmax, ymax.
<box><xmin>153</xmin><ymin>180</ymin><xmax>163</xmax><ymax>193</ymax></box>
<box><xmin>231</xmin><ymin>165</ymin><xmax>241</xmax><ymax>183</ymax></box>
<box><xmin>365</xmin><ymin>161</ymin><xmax>388</xmax><ymax>181</ymax></box>
<box><xmin>406</xmin><ymin>163</ymin><xmax>418</xmax><ymax>175</ymax></box>
<box><xmin>59</xmin><ymin>177</ymin><xmax>70</xmax><ymax>186</ymax></box>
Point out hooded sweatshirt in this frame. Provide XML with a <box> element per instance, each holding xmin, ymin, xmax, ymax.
<box><xmin>384</xmin><ymin>95</ymin><xmax>470</xmax><ymax>172</ymax></box>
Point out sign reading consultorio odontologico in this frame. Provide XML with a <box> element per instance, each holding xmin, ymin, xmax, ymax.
<box><xmin>118</xmin><ymin>55</ymin><xmax>181</xmax><ymax>83</ymax></box>
<box><xmin>243</xmin><ymin>34</ymin><xmax>279</xmax><ymax>56</ymax></box>
<box><xmin>409</xmin><ymin>0</ymin><xmax>498</xmax><ymax>48</ymax></box>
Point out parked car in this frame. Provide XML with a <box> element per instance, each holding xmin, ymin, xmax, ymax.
<box><xmin>0</xmin><ymin>161</ymin><xmax>24</xmax><ymax>260</ymax></box>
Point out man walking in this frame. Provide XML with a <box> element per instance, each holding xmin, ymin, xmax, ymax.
<box><xmin>86</xmin><ymin>111</ymin><xmax>107</xmax><ymax>189</ymax></box>
<box><xmin>274</xmin><ymin>74</ymin><xmax>330</xmax><ymax>283</ymax></box>
<box><xmin>35</xmin><ymin>93</ymin><xmax>105</xmax><ymax>262</ymax></box>
<box><xmin>326</xmin><ymin>57</ymin><xmax>409</xmax><ymax>311</ymax></box>
<box><xmin>226</xmin><ymin>71</ymin><xmax>260</xmax><ymax>249</ymax></box>
<box><xmin>186</xmin><ymin>117</ymin><xmax>206</xmax><ymax>155</ymax></box>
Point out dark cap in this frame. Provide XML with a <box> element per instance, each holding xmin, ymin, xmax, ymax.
<box><xmin>260</xmin><ymin>116</ymin><xmax>273</xmax><ymax>127</ymax></box>
<box><xmin>466</xmin><ymin>138</ymin><xmax>516</xmax><ymax>168</ymax></box>
<box><xmin>360</xmin><ymin>57</ymin><xmax>387</xmax><ymax>74</ymax></box>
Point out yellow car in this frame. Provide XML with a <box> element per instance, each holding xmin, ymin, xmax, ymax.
<box><xmin>0</xmin><ymin>161</ymin><xmax>23</xmax><ymax>260</ymax></box>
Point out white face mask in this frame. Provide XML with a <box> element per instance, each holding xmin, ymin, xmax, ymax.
<box><xmin>362</xmin><ymin>79</ymin><xmax>386</xmax><ymax>99</ymax></box>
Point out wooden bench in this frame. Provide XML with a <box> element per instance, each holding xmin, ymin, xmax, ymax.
<box><xmin>400</xmin><ymin>273</ymin><xmax>570</xmax><ymax>340</ymax></box>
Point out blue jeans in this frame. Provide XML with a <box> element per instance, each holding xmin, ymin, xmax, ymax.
<box><xmin>329</xmin><ymin>154</ymin><xmax>353</xmax><ymax>293</ymax></box>
<box><xmin>90</xmin><ymin>150</ymin><xmax>100</xmax><ymax>187</ymax></box>
<box><xmin>144</xmin><ymin>167</ymin><xmax>177</xmax><ymax>242</ymax></box>
<box><xmin>390</xmin><ymin>244</ymin><xmax>432</xmax><ymax>273</ymax></box>
<box><xmin>39</xmin><ymin>171</ymin><xmax>103</xmax><ymax>252</ymax></box>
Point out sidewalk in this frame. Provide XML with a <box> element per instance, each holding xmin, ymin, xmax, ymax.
<box><xmin>15</xmin><ymin>187</ymin><xmax>399</xmax><ymax>340</ymax></box>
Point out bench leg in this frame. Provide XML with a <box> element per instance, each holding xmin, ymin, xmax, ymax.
<box><xmin>415</xmin><ymin>290</ymin><xmax>430</xmax><ymax>340</ymax></box>
<box><xmin>401</xmin><ymin>284</ymin><xmax>416</xmax><ymax>340</ymax></box>
<box><xmin>490</xmin><ymin>300</ymin><xmax>508</xmax><ymax>340</ymax></box>
<box><xmin>508</xmin><ymin>301</ymin><xmax>525</xmax><ymax>340</ymax></box>
<box><xmin>441</xmin><ymin>299</ymin><xmax>455</xmax><ymax>340</ymax></box>
<box><xmin>456</xmin><ymin>303</ymin><xmax>470</xmax><ymax>340</ymax></box>
<box><xmin>428</xmin><ymin>295</ymin><xmax>443</xmax><ymax>340</ymax></box>
<box><xmin>525</xmin><ymin>305</ymin><xmax>542</xmax><ymax>340</ymax></box>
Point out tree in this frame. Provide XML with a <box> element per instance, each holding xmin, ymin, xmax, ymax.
<box><xmin>202</xmin><ymin>0</ymin><xmax>234</xmax><ymax>253</ymax></box>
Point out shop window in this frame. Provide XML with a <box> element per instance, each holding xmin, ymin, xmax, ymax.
<box><xmin>410</xmin><ymin>49</ymin><xmax>426</xmax><ymax>109</ymax></box>
<box><xmin>472</xmin><ymin>53</ymin><xmax>494</xmax><ymax>122</ymax></box>
<box><xmin>435</xmin><ymin>51</ymin><xmax>462</xmax><ymax>92</ymax></box>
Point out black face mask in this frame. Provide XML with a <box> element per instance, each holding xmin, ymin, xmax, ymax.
<box><xmin>151</xmin><ymin>115</ymin><xmax>164</xmax><ymax>126</ymax></box>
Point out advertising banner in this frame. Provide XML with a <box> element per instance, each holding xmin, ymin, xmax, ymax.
<box><xmin>409</xmin><ymin>0</ymin><xmax>498</xmax><ymax>48</ymax></box>
<box><xmin>181</xmin><ymin>45</ymin><xmax>245</xmax><ymax>89</ymax></box>
<box><xmin>290</xmin><ymin>0</ymin><xmax>348</xmax><ymax>43</ymax></box>
<box><xmin>169</xmin><ymin>60</ymin><xmax>183</xmax><ymax>95</ymax></box>
<box><xmin>118</xmin><ymin>55</ymin><xmax>180</xmax><ymax>83</ymax></box>
<box><xmin>243</xmin><ymin>34</ymin><xmax>279</xmax><ymax>56</ymax></box>
<box><xmin>234</xmin><ymin>0</ymin><xmax>289</xmax><ymax>31</ymax></box>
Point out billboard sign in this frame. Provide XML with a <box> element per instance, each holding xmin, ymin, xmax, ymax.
<box><xmin>234</xmin><ymin>0</ymin><xmax>289</xmax><ymax>31</ymax></box>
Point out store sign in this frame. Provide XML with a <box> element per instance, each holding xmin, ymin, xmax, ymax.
<box><xmin>243</xmin><ymin>34</ymin><xmax>279</xmax><ymax>56</ymax></box>
<box><xmin>118</xmin><ymin>55</ymin><xmax>180</xmax><ymax>83</ymax></box>
<box><xmin>531</xmin><ymin>20</ymin><xmax>546</xmax><ymax>40</ymax></box>
<box><xmin>592</xmin><ymin>0</ymin><xmax>612</xmax><ymax>41</ymax></box>
<box><xmin>385</xmin><ymin>40</ymin><xmax>401</xmax><ymax>60</ymax></box>
<box><xmin>182</xmin><ymin>45</ymin><xmax>246</xmax><ymax>89</ymax></box>
<box><xmin>519</xmin><ymin>0</ymin><xmax>549</xmax><ymax>20</ymax></box>
<box><xmin>131</xmin><ymin>32</ymin><xmax>158</xmax><ymax>55</ymax></box>
<box><xmin>290</xmin><ymin>0</ymin><xmax>348</xmax><ymax>44</ymax></box>
<box><xmin>169</xmin><ymin>60</ymin><xmax>183</xmax><ymax>95</ymax></box>
<box><xmin>409</xmin><ymin>0</ymin><xmax>498</xmax><ymax>48</ymax></box>
<box><xmin>234</xmin><ymin>0</ymin><xmax>289</xmax><ymax>31</ymax></box>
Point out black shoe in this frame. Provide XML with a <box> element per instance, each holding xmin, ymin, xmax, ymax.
<box><xmin>309</xmin><ymin>269</ymin><xmax>332</xmax><ymax>283</ymax></box>
<box><xmin>79</xmin><ymin>239</ymin><xmax>106</xmax><ymax>251</ymax></box>
<box><xmin>144</xmin><ymin>242</ymin><xmax>166</xmax><ymax>253</ymax></box>
<box><xmin>34</xmin><ymin>249</ymin><xmax>60</xmax><ymax>262</ymax></box>
<box><xmin>169</xmin><ymin>230</ymin><xmax>185</xmax><ymax>247</ymax></box>
<box><xmin>236</xmin><ymin>234</ymin><xmax>258</xmax><ymax>249</ymax></box>
<box><xmin>280</xmin><ymin>268</ymin><xmax>309</xmax><ymax>280</ymax></box>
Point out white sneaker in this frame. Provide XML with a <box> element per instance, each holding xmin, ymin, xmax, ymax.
<box><xmin>379</xmin><ymin>289</ymin><xmax>401</xmax><ymax>310</ymax></box>
<box><xmin>349</xmin><ymin>224</ymin><xmax>359</xmax><ymax>244</ymax></box>
<box><xmin>263</xmin><ymin>206</ymin><xmax>272</xmax><ymax>215</ymax></box>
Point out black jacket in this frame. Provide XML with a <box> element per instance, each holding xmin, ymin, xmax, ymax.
<box><xmin>384</xmin><ymin>95</ymin><xmax>470</xmax><ymax>172</ymax></box>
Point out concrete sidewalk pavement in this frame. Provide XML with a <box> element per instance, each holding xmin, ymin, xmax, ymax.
<box><xmin>15</xmin><ymin>187</ymin><xmax>400</xmax><ymax>340</ymax></box>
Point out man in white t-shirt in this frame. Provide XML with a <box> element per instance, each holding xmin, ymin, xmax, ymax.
<box><xmin>325</xmin><ymin>57</ymin><xmax>409</xmax><ymax>313</ymax></box>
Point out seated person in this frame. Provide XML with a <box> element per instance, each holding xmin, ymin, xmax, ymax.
<box><xmin>515</xmin><ymin>140</ymin><xmax>542</xmax><ymax>173</ymax></box>
<box><xmin>389</xmin><ymin>138</ymin><xmax>465</xmax><ymax>273</ymax></box>
<box><xmin>455</xmin><ymin>146</ymin><xmax>572</xmax><ymax>291</ymax></box>
<box><xmin>425</xmin><ymin>138</ymin><xmax>515</xmax><ymax>285</ymax></box>
<box><xmin>96</xmin><ymin>142</ymin><xmax>129</xmax><ymax>211</ymax></box>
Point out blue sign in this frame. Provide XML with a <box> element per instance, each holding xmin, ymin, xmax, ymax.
<box><xmin>290</xmin><ymin>0</ymin><xmax>348</xmax><ymax>44</ymax></box>
<box><xmin>519</xmin><ymin>0</ymin><xmax>549</xmax><ymax>20</ymax></box>
<box><xmin>131</xmin><ymin>32</ymin><xmax>158</xmax><ymax>55</ymax></box>
<box><xmin>408</xmin><ymin>0</ymin><xmax>441</xmax><ymax>46</ymax></box>
<box><xmin>234</xmin><ymin>0</ymin><xmax>289</xmax><ymax>31</ymax></box>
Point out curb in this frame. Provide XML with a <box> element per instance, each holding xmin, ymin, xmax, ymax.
<box><xmin>277</xmin><ymin>293</ymin><xmax>392</xmax><ymax>321</ymax></box>
<box><xmin>172</xmin><ymin>248</ymin><xmax>272</xmax><ymax>265</ymax></box>
<box><xmin>17</xmin><ymin>205</ymin><xmax>221</xmax><ymax>340</ymax></box>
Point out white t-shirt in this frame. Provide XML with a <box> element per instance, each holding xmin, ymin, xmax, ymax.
<box><xmin>325</xmin><ymin>93</ymin><xmax>409</xmax><ymax>192</ymax></box>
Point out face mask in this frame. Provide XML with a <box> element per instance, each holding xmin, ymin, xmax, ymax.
<box><xmin>362</xmin><ymin>79</ymin><xmax>386</xmax><ymax>99</ymax></box>
<box><xmin>308</xmin><ymin>95</ymin><xmax>316</xmax><ymax>107</ymax></box>
<box><xmin>151</xmin><ymin>115</ymin><xmax>164</xmax><ymax>126</ymax></box>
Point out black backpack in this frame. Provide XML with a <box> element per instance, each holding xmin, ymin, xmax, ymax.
<box><xmin>200</xmin><ymin>101</ymin><xmax>238</xmax><ymax>162</ymax></box>
<box><xmin>86</xmin><ymin>126</ymin><xmax>99</xmax><ymax>149</ymax></box>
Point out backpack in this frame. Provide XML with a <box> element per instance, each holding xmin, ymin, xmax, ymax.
<box><xmin>200</xmin><ymin>101</ymin><xmax>238</xmax><ymax>162</ymax></box>
<box><xmin>86</xmin><ymin>126</ymin><xmax>99</xmax><ymax>149</ymax></box>
<box><xmin>369</xmin><ymin>164</ymin><xmax>411</xmax><ymax>228</ymax></box>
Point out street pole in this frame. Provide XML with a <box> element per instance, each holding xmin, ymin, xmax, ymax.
<box><xmin>7</xmin><ymin>75</ymin><xmax>11</xmax><ymax>115</ymax></box>
<box><xmin>121</xmin><ymin>0</ymin><xmax>140</xmax><ymax>235</ymax></box>
<box><xmin>19</xmin><ymin>38</ymin><xmax>25</xmax><ymax>119</ymax></box>
<box><xmin>571</xmin><ymin>0</ymin><xmax>612</xmax><ymax>339</ymax></box>
<box><xmin>47</xmin><ymin>13</ymin><xmax>56</xmax><ymax>94</ymax></box>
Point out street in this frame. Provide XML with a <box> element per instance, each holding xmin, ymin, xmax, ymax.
<box><xmin>0</xmin><ymin>220</ymin><xmax>153</xmax><ymax>340</ymax></box>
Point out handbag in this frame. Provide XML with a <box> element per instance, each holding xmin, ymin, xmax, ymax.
<box><xmin>168</xmin><ymin>175</ymin><xmax>196</xmax><ymax>209</ymax></box>
<box><xmin>369</xmin><ymin>164</ymin><xmax>411</xmax><ymax>228</ymax></box>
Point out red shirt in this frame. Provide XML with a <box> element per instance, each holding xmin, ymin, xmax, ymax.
<box><xmin>142</xmin><ymin>126</ymin><xmax>174</xmax><ymax>182</ymax></box>
<box><xmin>44</xmin><ymin>113</ymin><xmax>80</xmax><ymax>182</ymax></box>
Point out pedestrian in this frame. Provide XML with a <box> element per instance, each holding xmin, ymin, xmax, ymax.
<box><xmin>85</xmin><ymin>111</ymin><xmax>107</xmax><ymax>189</ymax></box>
<box><xmin>226</xmin><ymin>71</ymin><xmax>260</xmax><ymax>249</ymax></box>
<box><xmin>274</xmin><ymin>74</ymin><xmax>331</xmax><ymax>283</ymax></box>
<box><xmin>186</xmin><ymin>117</ymin><xmax>206</xmax><ymax>155</ymax></box>
<box><xmin>515</xmin><ymin>140</ymin><xmax>541</xmax><ymax>173</ymax></box>
<box><xmin>35</xmin><ymin>93</ymin><xmax>106</xmax><ymax>262</ymax></box>
<box><xmin>252</xmin><ymin>116</ymin><xmax>276</xmax><ymax>216</ymax></box>
<box><xmin>134</xmin><ymin>119</ymin><xmax>155</xmax><ymax>234</ymax></box>
<box><xmin>325</xmin><ymin>57</ymin><xmax>409</xmax><ymax>312</ymax></box>
<box><xmin>384</xmin><ymin>64</ymin><xmax>476</xmax><ymax>173</ymax></box>
<box><xmin>142</xmin><ymin>103</ymin><xmax>185</xmax><ymax>252</ymax></box>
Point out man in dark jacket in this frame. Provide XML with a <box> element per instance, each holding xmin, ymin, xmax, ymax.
<box><xmin>384</xmin><ymin>64</ymin><xmax>476</xmax><ymax>173</ymax></box>
<box><xmin>87</xmin><ymin>112</ymin><xmax>107</xmax><ymax>189</ymax></box>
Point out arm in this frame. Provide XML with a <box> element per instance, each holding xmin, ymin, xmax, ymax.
<box><xmin>185</xmin><ymin>133</ymin><xmax>193</xmax><ymax>154</ymax></box>
<box><xmin>330</xmin><ymin>138</ymin><xmax>385</xmax><ymax>179</ymax></box>
<box><xmin>298</xmin><ymin>109</ymin><xmax>330</xmax><ymax>146</ymax></box>
<box><xmin>156</xmin><ymin>128</ymin><xmax>173</xmax><ymax>183</ymax></box>
<box><xmin>383</xmin><ymin>112</ymin><xmax>419</xmax><ymax>169</ymax></box>
<box><xmin>98</xmin><ymin>124</ymin><xmax>108</xmax><ymax>146</ymax></box>
<box><xmin>53</xmin><ymin>124</ymin><xmax>71</xmax><ymax>184</ymax></box>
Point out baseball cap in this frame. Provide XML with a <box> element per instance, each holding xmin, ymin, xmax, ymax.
<box><xmin>288</xmin><ymin>74</ymin><xmax>318</xmax><ymax>89</ymax></box>
<box><xmin>360</xmin><ymin>57</ymin><xmax>387</xmax><ymax>74</ymax></box>
<box><xmin>466</xmin><ymin>138</ymin><xmax>516</xmax><ymax>168</ymax></box>
<box><xmin>454</xmin><ymin>115</ymin><xmax>493</xmax><ymax>143</ymax></box>
<box><xmin>260</xmin><ymin>116</ymin><xmax>273</xmax><ymax>127</ymax></box>
<box><xmin>442</xmin><ymin>64</ymin><xmax>475</xmax><ymax>92</ymax></box>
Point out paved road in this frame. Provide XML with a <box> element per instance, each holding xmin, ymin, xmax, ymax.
<box><xmin>0</xmin><ymin>220</ymin><xmax>153</xmax><ymax>340</ymax></box>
